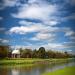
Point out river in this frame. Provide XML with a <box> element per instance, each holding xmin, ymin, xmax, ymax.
<box><xmin>0</xmin><ymin>59</ymin><xmax>75</xmax><ymax>75</ymax></box>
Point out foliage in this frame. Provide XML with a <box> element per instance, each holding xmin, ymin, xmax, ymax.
<box><xmin>38</xmin><ymin>47</ymin><xmax>46</xmax><ymax>58</ymax></box>
<box><xmin>20</xmin><ymin>48</ymin><xmax>32</xmax><ymax>58</ymax></box>
<box><xmin>19</xmin><ymin>47</ymin><xmax>74</xmax><ymax>58</ymax></box>
<box><xmin>0</xmin><ymin>45</ymin><xmax>9</xmax><ymax>58</ymax></box>
<box><xmin>0</xmin><ymin>46</ymin><xmax>74</xmax><ymax>58</ymax></box>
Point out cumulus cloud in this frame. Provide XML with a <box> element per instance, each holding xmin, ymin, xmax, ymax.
<box><xmin>65</xmin><ymin>13</ymin><xmax>75</xmax><ymax>20</ymax></box>
<box><xmin>19</xmin><ymin>20</ymin><xmax>39</xmax><ymax>26</ymax></box>
<box><xmin>64</xmin><ymin>29</ymin><xmax>75</xmax><ymax>40</ymax></box>
<box><xmin>0</xmin><ymin>27</ymin><xmax>5</xmax><ymax>31</ymax></box>
<box><xmin>0</xmin><ymin>38</ymin><xmax>9</xmax><ymax>44</ymax></box>
<box><xmin>0</xmin><ymin>0</ymin><xmax>18</xmax><ymax>10</ymax></box>
<box><xmin>28</xmin><ymin>0</ymin><xmax>38</xmax><ymax>3</ymax></box>
<box><xmin>11</xmin><ymin>3</ymin><xmax>59</xmax><ymax>21</ymax></box>
<box><xmin>0</xmin><ymin>17</ymin><xmax>3</xmax><ymax>20</ymax></box>
<box><xmin>9</xmin><ymin>22</ymin><xmax>60</xmax><ymax>35</ymax></box>
<box><xmin>19</xmin><ymin>20</ymin><xmax>59</xmax><ymax>26</ymax></box>
<box><xmin>44</xmin><ymin>20</ymin><xmax>59</xmax><ymax>26</ymax></box>
<box><xmin>30</xmin><ymin>33</ymin><xmax>56</xmax><ymax>41</ymax></box>
<box><xmin>0</xmin><ymin>27</ymin><xmax>6</xmax><ymax>34</ymax></box>
<box><xmin>39</xmin><ymin>41</ymin><xmax>75</xmax><ymax>50</ymax></box>
<box><xmin>3</xmin><ymin>0</ymin><xmax>17</xmax><ymax>7</ymax></box>
<box><xmin>67</xmin><ymin>0</ymin><xmax>75</xmax><ymax>5</ymax></box>
<box><xmin>9</xmin><ymin>25</ymin><xmax>46</xmax><ymax>34</ymax></box>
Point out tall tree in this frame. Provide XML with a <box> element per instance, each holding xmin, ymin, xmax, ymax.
<box><xmin>20</xmin><ymin>48</ymin><xmax>32</xmax><ymax>58</ymax></box>
<box><xmin>38</xmin><ymin>47</ymin><xmax>46</xmax><ymax>58</ymax></box>
<box><xmin>0</xmin><ymin>45</ymin><xmax>9</xmax><ymax>58</ymax></box>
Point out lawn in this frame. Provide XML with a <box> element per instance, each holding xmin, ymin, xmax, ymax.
<box><xmin>0</xmin><ymin>58</ymin><xmax>51</xmax><ymax>65</ymax></box>
<box><xmin>0</xmin><ymin>58</ymin><xmax>73</xmax><ymax>65</ymax></box>
<box><xmin>42</xmin><ymin>66</ymin><xmax>75</xmax><ymax>75</ymax></box>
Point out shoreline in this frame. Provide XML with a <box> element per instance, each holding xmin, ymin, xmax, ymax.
<box><xmin>0</xmin><ymin>58</ymin><xmax>74</xmax><ymax>66</ymax></box>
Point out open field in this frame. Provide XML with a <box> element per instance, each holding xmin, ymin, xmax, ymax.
<box><xmin>42</xmin><ymin>66</ymin><xmax>75</xmax><ymax>75</ymax></box>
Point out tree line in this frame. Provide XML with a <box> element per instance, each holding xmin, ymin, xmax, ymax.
<box><xmin>0</xmin><ymin>46</ymin><xmax>75</xmax><ymax>59</ymax></box>
<box><xmin>19</xmin><ymin>47</ymin><xmax>74</xmax><ymax>58</ymax></box>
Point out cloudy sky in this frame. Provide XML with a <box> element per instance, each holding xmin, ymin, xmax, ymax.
<box><xmin>0</xmin><ymin>0</ymin><xmax>75</xmax><ymax>54</ymax></box>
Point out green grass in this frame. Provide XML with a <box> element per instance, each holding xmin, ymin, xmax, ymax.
<box><xmin>42</xmin><ymin>66</ymin><xmax>75</xmax><ymax>75</ymax></box>
<box><xmin>0</xmin><ymin>58</ymin><xmax>50</xmax><ymax>65</ymax></box>
<box><xmin>0</xmin><ymin>58</ymin><xmax>74</xmax><ymax>65</ymax></box>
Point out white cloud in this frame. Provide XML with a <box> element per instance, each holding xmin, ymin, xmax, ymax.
<box><xmin>3</xmin><ymin>0</ymin><xmax>17</xmax><ymax>7</ymax></box>
<box><xmin>31</xmin><ymin>33</ymin><xmax>55</xmax><ymax>40</ymax></box>
<box><xmin>11</xmin><ymin>3</ymin><xmax>58</xmax><ymax>21</ymax></box>
<box><xmin>0</xmin><ymin>0</ymin><xmax>18</xmax><ymax>10</ymax></box>
<box><xmin>9</xmin><ymin>23</ymin><xmax>60</xmax><ymax>35</ymax></box>
<box><xmin>39</xmin><ymin>41</ymin><xmax>75</xmax><ymax>50</ymax></box>
<box><xmin>0</xmin><ymin>27</ymin><xmax>5</xmax><ymax>31</ymax></box>
<box><xmin>64</xmin><ymin>28</ymin><xmax>75</xmax><ymax>40</ymax></box>
<box><xmin>65</xmin><ymin>30</ymin><xmax>75</xmax><ymax>36</ymax></box>
<box><xmin>11</xmin><ymin>45</ymin><xmax>33</xmax><ymax>50</ymax></box>
<box><xmin>65</xmin><ymin>13</ymin><xmax>75</xmax><ymax>20</ymax></box>
<box><xmin>28</xmin><ymin>0</ymin><xmax>38</xmax><ymax>3</ymax></box>
<box><xmin>70</xmin><ymin>36</ymin><xmax>75</xmax><ymax>40</ymax></box>
<box><xmin>0</xmin><ymin>17</ymin><xmax>3</xmax><ymax>20</ymax></box>
<box><xmin>44</xmin><ymin>20</ymin><xmax>59</xmax><ymax>26</ymax></box>
<box><xmin>66</xmin><ymin>0</ymin><xmax>75</xmax><ymax>5</ymax></box>
<box><xmin>47</xmin><ymin>43</ymin><xmax>63</xmax><ymax>49</ymax></box>
<box><xmin>19</xmin><ymin>20</ymin><xmax>59</xmax><ymax>26</ymax></box>
<box><xmin>19</xmin><ymin>20</ymin><xmax>36</xmax><ymax>26</ymax></box>
<box><xmin>9</xmin><ymin>24</ymin><xmax>47</xmax><ymax>34</ymax></box>
<box><xmin>0</xmin><ymin>38</ymin><xmax>9</xmax><ymax>43</ymax></box>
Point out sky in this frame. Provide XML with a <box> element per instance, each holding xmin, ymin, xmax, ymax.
<box><xmin>0</xmin><ymin>0</ymin><xmax>75</xmax><ymax>54</ymax></box>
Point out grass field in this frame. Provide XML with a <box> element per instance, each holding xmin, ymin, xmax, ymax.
<box><xmin>42</xmin><ymin>66</ymin><xmax>75</xmax><ymax>75</ymax></box>
<box><xmin>0</xmin><ymin>58</ymin><xmax>74</xmax><ymax>65</ymax></box>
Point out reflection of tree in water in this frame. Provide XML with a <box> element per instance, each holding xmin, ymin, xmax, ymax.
<box><xmin>0</xmin><ymin>68</ymin><xmax>8</xmax><ymax>75</ymax></box>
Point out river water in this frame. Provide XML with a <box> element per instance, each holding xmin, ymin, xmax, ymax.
<box><xmin>0</xmin><ymin>59</ymin><xmax>75</xmax><ymax>75</ymax></box>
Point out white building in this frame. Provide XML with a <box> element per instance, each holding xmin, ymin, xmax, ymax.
<box><xmin>12</xmin><ymin>49</ymin><xmax>20</xmax><ymax>58</ymax></box>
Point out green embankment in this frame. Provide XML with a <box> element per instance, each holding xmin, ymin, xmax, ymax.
<box><xmin>42</xmin><ymin>66</ymin><xmax>75</xmax><ymax>75</ymax></box>
<box><xmin>0</xmin><ymin>58</ymin><xmax>74</xmax><ymax>65</ymax></box>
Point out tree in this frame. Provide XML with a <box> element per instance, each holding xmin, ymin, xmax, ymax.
<box><xmin>38</xmin><ymin>47</ymin><xmax>46</xmax><ymax>58</ymax></box>
<box><xmin>32</xmin><ymin>49</ymin><xmax>38</xmax><ymax>58</ymax></box>
<box><xmin>64</xmin><ymin>51</ymin><xmax>69</xmax><ymax>58</ymax></box>
<box><xmin>46</xmin><ymin>50</ymin><xmax>56</xmax><ymax>58</ymax></box>
<box><xmin>0</xmin><ymin>45</ymin><xmax>9</xmax><ymax>58</ymax></box>
<box><xmin>20</xmin><ymin>48</ymin><xmax>32</xmax><ymax>58</ymax></box>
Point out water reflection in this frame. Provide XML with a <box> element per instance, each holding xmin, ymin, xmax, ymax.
<box><xmin>12</xmin><ymin>69</ymin><xmax>20</xmax><ymax>75</ymax></box>
<box><xmin>0</xmin><ymin>60</ymin><xmax>75</xmax><ymax>75</ymax></box>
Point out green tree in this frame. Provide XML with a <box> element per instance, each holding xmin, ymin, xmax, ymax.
<box><xmin>46</xmin><ymin>50</ymin><xmax>56</xmax><ymax>58</ymax></box>
<box><xmin>0</xmin><ymin>45</ymin><xmax>9</xmax><ymax>58</ymax></box>
<box><xmin>38</xmin><ymin>47</ymin><xmax>46</xmax><ymax>58</ymax></box>
<box><xmin>64</xmin><ymin>51</ymin><xmax>69</xmax><ymax>58</ymax></box>
<box><xmin>32</xmin><ymin>49</ymin><xmax>38</xmax><ymax>58</ymax></box>
<box><xmin>20</xmin><ymin>48</ymin><xmax>32</xmax><ymax>58</ymax></box>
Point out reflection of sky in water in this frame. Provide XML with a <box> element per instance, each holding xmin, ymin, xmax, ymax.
<box><xmin>12</xmin><ymin>70</ymin><xmax>19</xmax><ymax>75</ymax></box>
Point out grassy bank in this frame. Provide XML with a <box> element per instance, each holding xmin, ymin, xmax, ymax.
<box><xmin>0</xmin><ymin>58</ymin><xmax>74</xmax><ymax>65</ymax></box>
<box><xmin>42</xmin><ymin>66</ymin><xmax>75</xmax><ymax>75</ymax></box>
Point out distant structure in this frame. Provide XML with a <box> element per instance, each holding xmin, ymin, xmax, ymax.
<box><xmin>12</xmin><ymin>49</ymin><xmax>20</xmax><ymax>58</ymax></box>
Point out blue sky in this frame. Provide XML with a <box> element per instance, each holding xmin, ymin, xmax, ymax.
<box><xmin>0</xmin><ymin>0</ymin><xmax>75</xmax><ymax>54</ymax></box>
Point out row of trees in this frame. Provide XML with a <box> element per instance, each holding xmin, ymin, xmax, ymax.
<box><xmin>0</xmin><ymin>46</ymin><xmax>74</xmax><ymax>58</ymax></box>
<box><xmin>19</xmin><ymin>47</ymin><xmax>74</xmax><ymax>58</ymax></box>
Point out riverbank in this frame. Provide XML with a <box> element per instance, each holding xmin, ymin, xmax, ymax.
<box><xmin>0</xmin><ymin>58</ymin><xmax>74</xmax><ymax>66</ymax></box>
<box><xmin>42</xmin><ymin>66</ymin><xmax>75</xmax><ymax>75</ymax></box>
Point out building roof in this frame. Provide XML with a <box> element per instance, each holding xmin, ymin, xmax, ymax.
<box><xmin>12</xmin><ymin>50</ymin><xmax>20</xmax><ymax>54</ymax></box>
